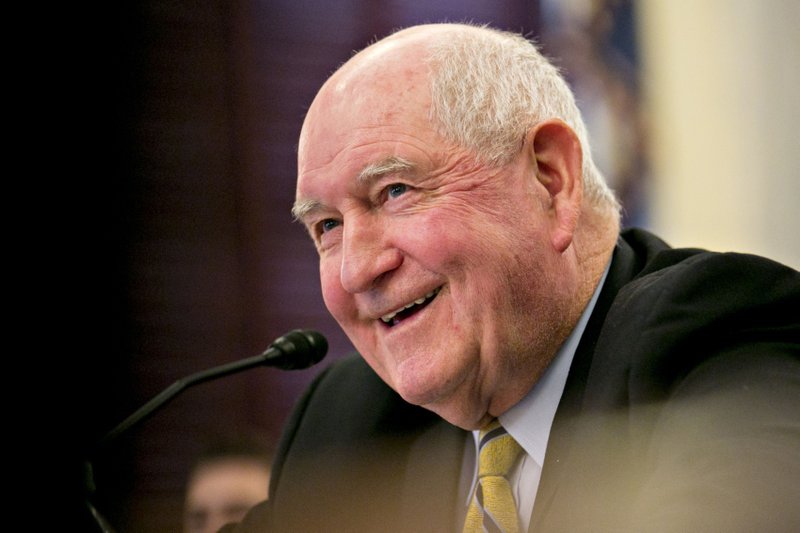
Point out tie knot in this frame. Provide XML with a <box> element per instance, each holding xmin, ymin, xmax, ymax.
<box><xmin>478</xmin><ymin>420</ymin><xmax>522</xmax><ymax>478</ymax></box>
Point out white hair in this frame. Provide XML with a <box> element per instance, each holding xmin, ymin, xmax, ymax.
<box><xmin>424</xmin><ymin>24</ymin><xmax>620</xmax><ymax>215</ymax></box>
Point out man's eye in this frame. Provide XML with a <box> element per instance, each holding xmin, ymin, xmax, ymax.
<box><xmin>320</xmin><ymin>219</ymin><xmax>340</xmax><ymax>233</ymax></box>
<box><xmin>387</xmin><ymin>183</ymin><xmax>408</xmax><ymax>199</ymax></box>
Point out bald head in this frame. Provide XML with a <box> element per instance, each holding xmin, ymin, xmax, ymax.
<box><xmin>297</xmin><ymin>25</ymin><xmax>444</xmax><ymax>169</ymax></box>
<box><xmin>315</xmin><ymin>23</ymin><xmax>461</xmax><ymax>93</ymax></box>
<box><xmin>299</xmin><ymin>24</ymin><xmax>472</xmax><ymax>154</ymax></box>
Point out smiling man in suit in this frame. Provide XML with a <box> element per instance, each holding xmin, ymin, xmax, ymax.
<box><xmin>226</xmin><ymin>23</ymin><xmax>800</xmax><ymax>532</ymax></box>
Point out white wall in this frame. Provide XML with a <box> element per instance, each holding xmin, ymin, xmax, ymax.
<box><xmin>638</xmin><ymin>0</ymin><xmax>800</xmax><ymax>269</ymax></box>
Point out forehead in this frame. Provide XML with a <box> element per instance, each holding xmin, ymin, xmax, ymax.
<box><xmin>188</xmin><ymin>460</ymin><xmax>269</xmax><ymax>499</ymax></box>
<box><xmin>297</xmin><ymin>39</ymin><xmax>436</xmax><ymax>179</ymax></box>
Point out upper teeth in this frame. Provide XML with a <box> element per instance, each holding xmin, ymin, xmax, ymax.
<box><xmin>380</xmin><ymin>288</ymin><xmax>439</xmax><ymax>323</ymax></box>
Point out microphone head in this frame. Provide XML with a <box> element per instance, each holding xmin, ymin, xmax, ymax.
<box><xmin>267</xmin><ymin>329</ymin><xmax>328</xmax><ymax>370</ymax></box>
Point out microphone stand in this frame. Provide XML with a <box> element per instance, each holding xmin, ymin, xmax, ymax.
<box><xmin>83</xmin><ymin>329</ymin><xmax>327</xmax><ymax>533</ymax></box>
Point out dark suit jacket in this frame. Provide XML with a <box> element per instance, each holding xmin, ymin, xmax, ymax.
<box><xmin>230</xmin><ymin>228</ymin><xmax>800</xmax><ymax>532</ymax></box>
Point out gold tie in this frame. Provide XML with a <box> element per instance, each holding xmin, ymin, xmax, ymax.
<box><xmin>463</xmin><ymin>419</ymin><xmax>523</xmax><ymax>533</ymax></box>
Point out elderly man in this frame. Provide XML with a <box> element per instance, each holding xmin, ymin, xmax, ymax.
<box><xmin>227</xmin><ymin>23</ymin><xmax>800</xmax><ymax>532</ymax></box>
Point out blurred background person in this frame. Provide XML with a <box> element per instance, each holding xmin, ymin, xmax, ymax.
<box><xmin>183</xmin><ymin>437</ymin><xmax>273</xmax><ymax>533</ymax></box>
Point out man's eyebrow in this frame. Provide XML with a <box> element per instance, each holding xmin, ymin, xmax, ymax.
<box><xmin>292</xmin><ymin>156</ymin><xmax>417</xmax><ymax>222</ymax></box>
<box><xmin>356</xmin><ymin>156</ymin><xmax>416</xmax><ymax>186</ymax></box>
<box><xmin>291</xmin><ymin>198</ymin><xmax>323</xmax><ymax>223</ymax></box>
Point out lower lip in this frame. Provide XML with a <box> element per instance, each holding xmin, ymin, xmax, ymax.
<box><xmin>383</xmin><ymin>291</ymin><xmax>439</xmax><ymax>329</ymax></box>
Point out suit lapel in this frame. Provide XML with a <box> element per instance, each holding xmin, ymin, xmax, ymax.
<box><xmin>528</xmin><ymin>231</ymin><xmax>651</xmax><ymax>531</ymax></box>
<box><xmin>528</xmin><ymin>229</ymin><xmax>674</xmax><ymax>531</ymax></box>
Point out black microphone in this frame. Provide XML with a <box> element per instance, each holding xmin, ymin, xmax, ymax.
<box><xmin>95</xmin><ymin>328</ymin><xmax>328</xmax><ymax>452</ymax></box>
<box><xmin>265</xmin><ymin>328</ymin><xmax>328</xmax><ymax>370</ymax></box>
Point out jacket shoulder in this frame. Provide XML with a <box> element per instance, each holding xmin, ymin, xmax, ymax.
<box><xmin>597</xmin><ymin>244</ymin><xmax>800</xmax><ymax>404</ymax></box>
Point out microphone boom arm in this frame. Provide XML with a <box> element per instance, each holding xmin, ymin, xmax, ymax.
<box><xmin>98</xmin><ymin>352</ymin><xmax>266</xmax><ymax>450</ymax></box>
<box><xmin>94</xmin><ymin>328</ymin><xmax>327</xmax><ymax>453</ymax></box>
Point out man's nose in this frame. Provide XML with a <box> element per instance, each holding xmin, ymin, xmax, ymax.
<box><xmin>339</xmin><ymin>214</ymin><xmax>402</xmax><ymax>293</ymax></box>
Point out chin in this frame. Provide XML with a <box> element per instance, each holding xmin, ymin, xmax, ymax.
<box><xmin>392</xmin><ymin>370</ymin><xmax>443</xmax><ymax>406</ymax></box>
<box><xmin>421</xmin><ymin>395</ymin><xmax>489</xmax><ymax>430</ymax></box>
<box><xmin>392</xmin><ymin>355</ymin><xmax>473</xmax><ymax>413</ymax></box>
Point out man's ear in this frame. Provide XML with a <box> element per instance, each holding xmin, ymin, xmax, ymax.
<box><xmin>527</xmin><ymin>119</ymin><xmax>583</xmax><ymax>253</ymax></box>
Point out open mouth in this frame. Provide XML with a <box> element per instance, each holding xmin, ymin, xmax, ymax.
<box><xmin>380</xmin><ymin>287</ymin><xmax>441</xmax><ymax>327</ymax></box>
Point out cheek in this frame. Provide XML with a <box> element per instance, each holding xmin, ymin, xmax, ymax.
<box><xmin>319</xmin><ymin>259</ymin><xmax>351</xmax><ymax>321</ymax></box>
<box><xmin>408</xmin><ymin>209</ymin><xmax>523</xmax><ymax>275</ymax></box>
<box><xmin>401</xmin><ymin>209</ymin><xmax>487</xmax><ymax>267</ymax></box>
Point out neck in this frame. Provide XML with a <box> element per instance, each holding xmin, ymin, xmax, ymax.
<box><xmin>572</xmin><ymin>206</ymin><xmax>619</xmax><ymax>316</ymax></box>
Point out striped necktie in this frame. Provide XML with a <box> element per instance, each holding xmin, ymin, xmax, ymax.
<box><xmin>463</xmin><ymin>419</ymin><xmax>523</xmax><ymax>533</ymax></box>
